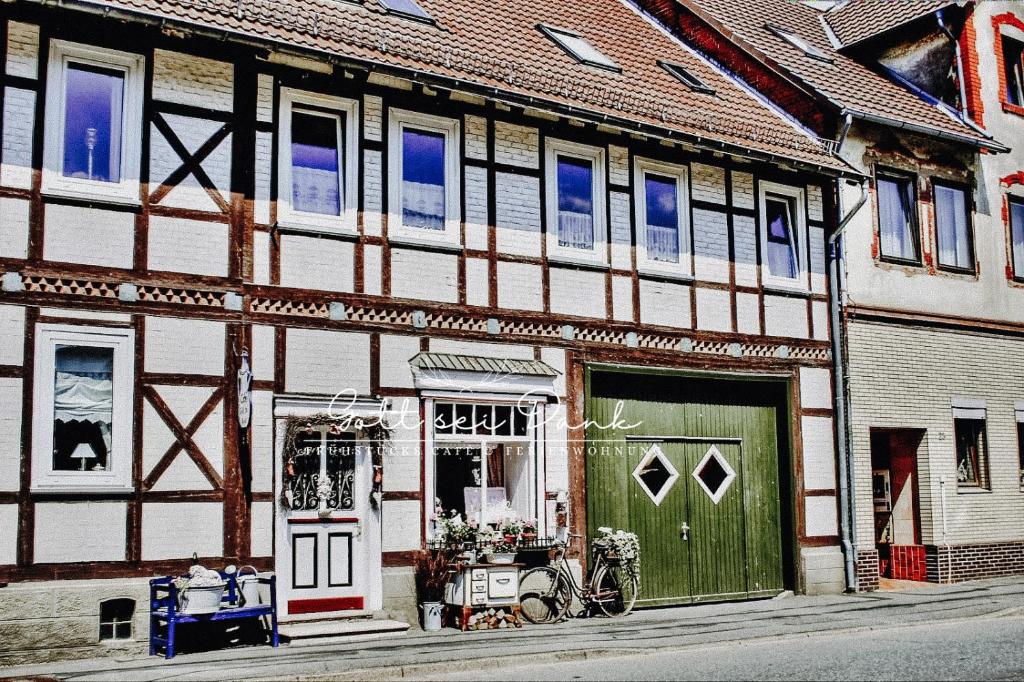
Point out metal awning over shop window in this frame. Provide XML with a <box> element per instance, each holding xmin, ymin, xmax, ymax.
<box><xmin>410</xmin><ymin>352</ymin><xmax>560</xmax><ymax>397</ymax></box>
<box><xmin>410</xmin><ymin>353</ymin><xmax>559</xmax><ymax>377</ymax></box>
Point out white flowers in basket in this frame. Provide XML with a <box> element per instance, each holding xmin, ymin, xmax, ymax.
<box><xmin>173</xmin><ymin>565</ymin><xmax>227</xmax><ymax>615</ymax></box>
<box><xmin>597</xmin><ymin>527</ymin><xmax>641</xmax><ymax>570</ymax></box>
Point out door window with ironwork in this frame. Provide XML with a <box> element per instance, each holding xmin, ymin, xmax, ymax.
<box><xmin>287</xmin><ymin>428</ymin><xmax>356</xmax><ymax>512</ymax></box>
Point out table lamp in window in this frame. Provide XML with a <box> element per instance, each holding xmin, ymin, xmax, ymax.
<box><xmin>70</xmin><ymin>441</ymin><xmax>98</xmax><ymax>471</ymax></box>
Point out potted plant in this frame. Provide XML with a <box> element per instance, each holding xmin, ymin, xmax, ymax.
<box><xmin>173</xmin><ymin>565</ymin><xmax>227</xmax><ymax>615</ymax></box>
<box><xmin>521</xmin><ymin>518</ymin><xmax>538</xmax><ymax>542</ymax></box>
<box><xmin>414</xmin><ymin>550</ymin><xmax>453</xmax><ymax>631</ymax></box>
<box><xmin>479</xmin><ymin>528</ymin><xmax>517</xmax><ymax>564</ymax></box>
<box><xmin>433</xmin><ymin>507</ymin><xmax>477</xmax><ymax>549</ymax></box>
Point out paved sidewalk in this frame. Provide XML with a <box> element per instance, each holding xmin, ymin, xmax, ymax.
<box><xmin>3</xmin><ymin>577</ymin><xmax>1022</xmax><ymax>681</ymax></box>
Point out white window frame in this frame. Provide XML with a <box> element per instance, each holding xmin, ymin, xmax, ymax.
<box><xmin>634</xmin><ymin>157</ymin><xmax>691</xmax><ymax>278</ymax></box>
<box><xmin>544</xmin><ymin>138</ymin><xmax>608</xmax><ymax>266</ymax></box>
<box><xmin>758</xmin><ymin>181</ymin><xmax>809</xmax><ymax>292</ymax></box>
<box><xmin>31</xmin><ymin>324</ymin><xmax>135</xmax><ymax>493</ymax></box>
<box><xmin>423</xmin><ymin>393</ymin><xmax>548</xmax><ymax>541</ymax></box>
<box><xmin>277</xmin><ymin>88</ymin><xmax>360</xmax><ymax>236</ymax></box>
<box><xmin>387</xmin><ymin>108</ymin><xmax>461</xmax><ymax>249</ymax></box>
<box><xmin>42</xmin><ymin>40</ymin><xmax>145</xmax><ymax>205</ymax></box>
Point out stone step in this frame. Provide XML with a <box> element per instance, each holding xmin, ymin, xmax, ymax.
<box><xmin>279</xmin><ymin>618</ymin><xmax>410</xmax><ymax>644</ymax></box>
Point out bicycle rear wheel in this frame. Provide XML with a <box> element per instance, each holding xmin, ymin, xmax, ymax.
<box><xmin>592</xmin><ymin>563</ymin><xmax>639</xmax><ymax>617</ymax></box>
<box><xmin>519</xmin><ymin>566</ymin><xmax>571</xmax><ymax>624</ymax></box>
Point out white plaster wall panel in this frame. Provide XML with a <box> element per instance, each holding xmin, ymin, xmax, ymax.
<box><xmin>142</xmin><ymin>503</ymin><xmax>223</xmax><ymax>560</ymax></box>
<box><xmin>39</xmin><ymin>308</ymin><xmax>130</xmax><ymax>323</ymax></box>
<box><xmin>494</xmin><ymin>122</ymin><xmax>538</xmax><ymax>168</ymax></box>
<box><xmin>609</xmin><ymin>191</ymin><xmax>632</xmax><ymax>270</ymax></box>
<box><xmin>540</xmin><ymin>347</ymin><xmax>566</xmax><ymax>397</ymax></box>
<box><xmin>285</xmin><ymin>329</ymin><xmax>370</xmax><ymax>396</ymax></box>
<box><xmin>145</xmin><ymin>317</ymin><xmax>226</xmax><ymax>376</ymax></box>
<box><xmin>153</xmin><ymin>117</ymin><xmax>232</xmax><ymax>208</ymax></box>
<box><xmin>0</xmin><ymin>197</ymin><xmax>29</xmax><ymax>258</ymax></box>
<box><xmin>153</xmin><ymin>385</ymin><xmax>214</xmax><ymax>430</ymax></box>
<box><xmin>250</xmin><ymin>501</ymin><xmax>273</xmax><ymax>557</ymax></box>
<box><xmin>809</xmin><ymin>226</ymin><xmax>826</xmax><ymax>294</ymax></box>
<box><xmin>763</xmin><ymin>295</ymin><xmax>808</xmax><ymax>339</ymax></box>
<box><xmin>152</xmin><ymin>50</ymin><xmax>234</xmax><ymax>112</ymax></box>
<box><xmin>0</xmin><ymin>379</ymin><xmax>22</xmax><ymax>492</ymax></box>
<box><xmin>733</xmin><ymin>214</ymin><xmax>758</xmax><ymax>287</ymax></box>
<box><xmin>141</xmin><ymin>401</ymin><xmax>176</xmax><ymax>482</ymax></box>
<box><xmin>189</xmin><ymin>400</ymin><xmax>224</xmax><ymax>478</ymax></box>
<box><xmin>612</xmin><ymin>275</ymin><xmax>633</xmax><ymax>322</ymax></box>
<box><xmin>807</xmin><ymin>185</ymin><xmax>824</xmax><ymax>222</ymax></box>
<box><xmin>430</xmin><ymin>339</ymin><xmax>534</xmax><ymax>359</ymax></box>
<box><xmin>495</xmin><ymin>173</ymin><xmax>541</xmax><ymax>257</ymax></box>
<box><xmin>254</xmin><ymin>131</ymin><xmax>273</xmax><ymax>225</ymax></box>
<box><xmin>251</xmin><ymin>324</ymin><xmax>275</xmax><ymax>382</ymax></box>
<box><xmin>363</xmin><ymin>150</ymin><xmax>383</xmax><ymax>236</ymax></box>
<box><xmin>691</xmin><ymin>163</ymin><xmax>726</xmax><ymax>204</ymax></box>
<box><xmin>141</xmin><ymin>385</ymin><xmax>215</xmax><ymax>482</ymax></box>
<box><xmin>497</xmin><ymin>261</ymin><xmax>543</xmax><ymax>311</ymax></box>
<box><xmin>391</xmin><ymin>248</ymin><xmax>458</xmax><ymax>303</ymax></box>
<box><xmin>735</xmin><ymin>292</ymin><xmax>760</xmax><ymax>335</ymax></box>
<box><xmin>608</xmin><ymin>145</ymin><xmax>629</xmax><ymax>187</ymax></box>
<box><xmin>0</xmin><ymin>504</ymin><xmax>16</xmax><ymax>564</ymax></box>
<box><xmin>256</xmin><ymin>74</ymin><xmax>274</xmax><ymax>123</ymax></box>
<box><xmin>383</xmin><ymin>409</ymin><xmax>420</xmax><ymax>491</ymax></box>
<box><xmin>43</xmin><ymin>205</ymin><xmax>134</xmax><ymax>268</ymax></box>
<box><xmin>279</xmin><ymin>234</ymin><xmax>354</xmax><ymax>293</ymax></box>
<box><xmin>466</xmin><ymin>257</ymin><xmax>489</xmax><ymax>307</ymax></box>
<box><xmin>382</xmin><ymin>500</ymin><xmax>421</xmax><ymax>552</ymax></box>
<box><xmin>731</xmin><ymin>171</ymin><xmax>755</xmax><ymax>209</ymax></box>
<box><xmin>253</xmin><ymin>230</ymin><xmax>271</xmax><ymax>285</ymax></box>
<box><xmin>802</xmin><ymin>415</ymin><xmax>837</xmax><ymax>490</ymax></box>
<box><xmin>805</xmin><ymin>496</ymin><xmax>838</xmax><ymax>537</ymax></box>
<box><xmin>464</xmin><ymin>165</ymin><xmax>489</xmax><ymax>251</ymax></box>
<box><xmin>0</xmin><ymin>305</ymin><xmax>24</xmax><ymax>365</ymax></box>
<box><xmin>692</xmin><ymin>209</ymin><xmax>730</xmax><ymax>283</ymax></box>
<box><xmin>1</xmin><ymin>87</ymin><xmax>35</xmax><ymax>189</ymax></box>
<box><xmin>812</xmin><ymin>301</ymin><xmax>829</xmax><ymax>341</ymax></box>
<box><xmin>363</xmin><ymin>95</ymin><xmax>383</xmax><ymax>141</ymax></box>
<box><xmin>379</xmin><ymin>334</ymin><xmax>420</xmax><ymax>389</ymax></box>
<box><xmin>147</xmin><ymin>216</ymin><xmax>229</xmax><ymax>276</ymax></box>
<box><xmin>799</xmin><ymin>367</ymin><xmax>832</xmax><ymax>410</ymax></box>
<box><xmin>543</xmin><ymin>402</ymin><xmax>569</xmax><ymax>491</ymax></box>
<box><xmin>250</xmin><ymin>390</ymin><xmax>274</xmax><ymax>493</ymax></box>
<box><xmin>5</xmin><ymin>22</ymin><xmax>39</xmax><ymax>79</ymax></box>
<box><xmin>695</xmin><ymin>287</ymin><xmax>731</xmax><ymax>332</ymax></box>
<box><xmin>363</xmin><ymin>244</ymin><xmax>383</xmax><ymax>296</ymax></box>
<box><xmin>149</xmin><ymin>455</ymin><xmax>214</xmax><ymax>492</ymax></box>
<box><xmin>464</xmin><ymin>115</ymin><xmax>488</xmax><ymax>161</ymax></box>
<box><xmin>35</xmin><ymin>502</ymin><xmax>127</xmax><ymax>563</ymax></box>
<box><xmin>639</xmin><ymin>280</ymin><xmax>691</xmax><ymax>328</ymax></box>
<box><xmin>549</xmin><ymin>268</ymin><xmax>605</xmax><ymax>319</ymax></box>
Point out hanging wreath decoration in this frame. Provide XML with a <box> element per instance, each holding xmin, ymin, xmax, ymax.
<box><xmin>280</xmin><ymin>413</ymin><xmax>392</xmax><ymax>511</ymax></box>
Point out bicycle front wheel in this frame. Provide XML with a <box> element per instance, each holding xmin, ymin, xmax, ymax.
<box><xmin>519</xmin><ymin>566</ymin><xmax>571</xmax><ymax>624</ymax></box>
<box><xmin>593</xmin><ymin>563</ymin><xmax>639</xmax><ymax>617</ymax></box>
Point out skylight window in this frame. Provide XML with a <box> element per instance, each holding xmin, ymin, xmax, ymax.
<box><xmin>380</xmin><ymin>0</ymin><xmax>432</xmax><ymax>22</ymax></box>
<box><xmin>539</xmin><ymin>25</ymin><xmax>620</xmax><ymax>72</ymax></box>
<box><xmin>659</xmin><ymin>61</ymin><xmax>715</xmax><ymax>95</ymax></box>
<box><xmin>765</xmin><ymin>24</ymin><xmax>834</xmax><ymax>63</ymax></box>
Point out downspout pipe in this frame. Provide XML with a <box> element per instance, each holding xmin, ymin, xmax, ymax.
<box><xmin>829</xmin><ymin>177</ymin><xmax>868</xmax><ymax>592</ymax></box>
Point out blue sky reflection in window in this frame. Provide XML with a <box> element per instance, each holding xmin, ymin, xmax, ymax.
<box><xmin>402</xmin><ymin>129</ymin><xmax>445</xmax><ymax>230</ymax></box>
<box><xmin>291</xmin><ymin>110</ymin><xmax>342</xmax><ymax>216</ymax></box>
<box><xmin>380</xmin><ymin>0</ymin><xmax>431</xmax><ymax>20</ymax></box>
<box><xmin>645</xmin><ymin>174</ymin><xmax>679</xmax><ymax>262</ymax></box>
<box><xmin>52</xmin><ymin>345</ymin><xmax>114</xmax><ymax>472</ymax></box>
<box><xmin>62</xmin><ymin>64</ymin><xmax>124</xmax><ymax>183</ymax></box>
<box><xmin>765</xmin><ymin>196</ymin><xmax>797</xmax><ymax>279</ymax></box>
<box><xmin>557</xmin><ymin>156</ymin><xmax>594</xmax><ymax>249</ymax></box>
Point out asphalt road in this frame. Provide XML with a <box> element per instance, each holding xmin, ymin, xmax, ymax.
<box><xmin>429</xmin><ymin>615</ymin><xmax>1024</xmax><ymax>681</ymax></box>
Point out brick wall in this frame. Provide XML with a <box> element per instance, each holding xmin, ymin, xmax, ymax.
<box><xmin>926</xmin><ymin>541</ymin><xmax>1024</xmax><ymax>583</ymax></box>
<box><xmin>855</xmin><ymin>548</ymin><xmax>880</xmax><ymax>591</ymax></box>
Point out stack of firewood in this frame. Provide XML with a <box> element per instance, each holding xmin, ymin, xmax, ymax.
<box><xmin>465</xmin><ymin>608</ymin><xmax>520</xmax><ymax>630</ymax></box>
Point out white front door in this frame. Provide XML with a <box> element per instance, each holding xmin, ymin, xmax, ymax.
<box><xmin>276</xmin><ymin>425</ymin><xmax>381</xmax><ymax>616</ymax></box>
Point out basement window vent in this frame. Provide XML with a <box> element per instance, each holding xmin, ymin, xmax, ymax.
<box><xmin>659</xmin><ymin>61</ymin><xmax>715</xmax><ymax>95</ymax></box>
<box><xmin>379</xmin><ymin>0</ymin><xmax>433</xmax><ymax>22</ymax></box>
<box><xmin>539</xmin><ymin>25</ymin><xmax>621</xmax><ymax>72</ymax></box>
<box><xmin>99</xmin><ymin>598</ymin><xmax>135</xmax><ymax>641</ymax></box>
<box><xmin>765</xmin><ymin>24</ymin><xmax>834</xmax><ymax>63</ymax></box>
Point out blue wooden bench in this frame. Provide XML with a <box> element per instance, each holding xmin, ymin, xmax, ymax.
<box><xmin>149</xmin><ymin>572</ymin><xmax>279</xmax><ymax>659</ymax></box>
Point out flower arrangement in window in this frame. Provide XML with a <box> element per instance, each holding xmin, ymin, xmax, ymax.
<box><xmin>431</xmin><ymin>505</ymin><xmax>478</xmax><ymax>548</ymax></box>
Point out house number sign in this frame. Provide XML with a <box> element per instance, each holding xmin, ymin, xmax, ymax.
<box><xmin>237</xmin><ymin>349</ymin><xmax>252</xmax><ymax>429</ymax></box>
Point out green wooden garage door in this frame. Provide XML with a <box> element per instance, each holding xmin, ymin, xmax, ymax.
<box><xmin>586</xmin><ymin>372</ymin><xmax>786</xmax><ymax>606</ymax></box>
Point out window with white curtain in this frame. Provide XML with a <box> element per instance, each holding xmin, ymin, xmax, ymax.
<box><xmin>758</xmin><ymin>181</ymin><xmax>807</xmax><ymax>289</ymax></box>
<box><xmin>876</xmin><ymin>171</ymin><xmax>920</xmax><ymax>263</ymax></box>
<box><xmin>545</xmin><ymin>138</ymin><xmax>607</xmax><ymax>265</ymax></box>
<box><xmin>934</xmin><ymin>182</ymin><xmax>975</xmax><ymax>272</ymax></box>
<box><xmin>635</xmin><ymin>157</ymin><xmax>691</xmax><ymax>277</ymax></box>
<box><xmin>32</xmin><ymin>325</ymin><xmax>134</xmax><ymax>492</ymax></box>
<box><xmin>1010</xmin><ymin>197</ymin><xmax>1024</xmax><ymax>280</ymax></box>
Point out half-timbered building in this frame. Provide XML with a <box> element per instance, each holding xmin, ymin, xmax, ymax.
<box><xmin>0</xmin><ymin>0</ymin><xmax>857</xmax><ymax>660</ymax></box>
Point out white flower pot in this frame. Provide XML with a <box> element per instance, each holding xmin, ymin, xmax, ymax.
<box><xmin>485</xmin><ymin>552</ymin><xmax>517</xmax><ymax>564</ymax></box>
<box><xmin>420</xmin><ymin>601</ymin><xmax>444</xmax><ymax>631</ymax></box>
<box><xmin>179</xmin><ymin>584</ymin><xmax>226</xmax><ymax>615</ymax></box>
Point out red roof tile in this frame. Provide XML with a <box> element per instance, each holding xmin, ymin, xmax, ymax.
<box><xmin>825</xmin><ymin>0</ymin><xmax>954</xmax><ymax>47</ymax></box>
<box><xmin>34</xmin><ymin>0</ymin><xmax>855</xmax><ymax>171</ymax></box>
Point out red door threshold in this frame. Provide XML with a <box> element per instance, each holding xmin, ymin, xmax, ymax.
<box><xmin>288</xmin><ymin>596</ymin><xmax>365</xmax><ymax>615</ymax></box>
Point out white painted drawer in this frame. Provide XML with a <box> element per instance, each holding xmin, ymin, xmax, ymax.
<box><xmin>488</xmin><ymin>571</ymin><xmax>518</xmax><ymax>599</ymax></box>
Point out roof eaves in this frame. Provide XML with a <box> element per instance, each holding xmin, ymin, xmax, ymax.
<box><xmin>828</xmin><ymin>1</ymin><xmax>957</xmax><ymax>49</ymax></box>
<box><xmin>846</xmin><ymin>109</ymin><xmax>1010</xmax><ymax>153</ymax></box>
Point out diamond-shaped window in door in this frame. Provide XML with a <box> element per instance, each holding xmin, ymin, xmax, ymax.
<box><xmin>632</xmin><ymin>444</ymin><xmax>679</xmax><ymax>506</ymax></box>
<box><xmin>692</xmin><ymin>445</ymin><xmax>737</xmax><ymax>505</ymax></box>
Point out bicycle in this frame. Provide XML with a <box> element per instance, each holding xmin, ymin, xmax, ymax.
<box><xmin>518</xmin><ymin>533</ymin><xmax>639</xmax><ymax>623</ymax></box>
